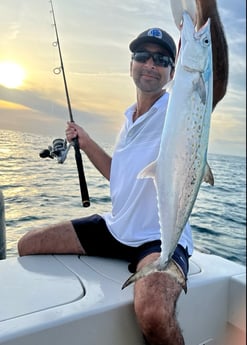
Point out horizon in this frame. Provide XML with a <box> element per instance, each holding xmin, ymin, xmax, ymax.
<box><xmin>0</xmin><ymin>127</ymin><xmax>245</xmax><ymax>159</ymax></box>
<box><xmin>0</xmin><ymin>0</ymin><xmax>246</xmax><ymax>157</ymax></box>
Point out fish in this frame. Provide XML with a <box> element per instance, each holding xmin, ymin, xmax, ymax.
<box><xmin>171</xmin><ymin>0</ymin><xmax>229</xmax><ymax>109</ymax></box>
<box><xmin>170</xmin><ymin>0</ymin><xmax>197</xmax><ymax>28</ymax></box>
<box><xmin>195</xmin><ymin>0</ymin><xmax>229</xmax><ymax>109</ymax></box>
<box><xmin>122</xmin><ymin>11</ymin><xmax>214</xmax><ymax>290</ymax></box>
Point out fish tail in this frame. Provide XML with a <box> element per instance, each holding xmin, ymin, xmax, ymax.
<box><xmin>166</xmin><ymin>259</ymin><xmax>188</xmax><ymax>293</ymax></box>
<box><xmin>122</xmin><ymin>259</ymin><xmax>187</xmax><ymax>293</ymax></box>
<box><xmin>122</xmin><ymin>261</ymin><xmax>158</xmax><ymax>289</ymax></box>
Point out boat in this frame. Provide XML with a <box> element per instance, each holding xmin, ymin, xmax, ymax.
<box><xmin>0</xmin><ymin>195</ymin><xmax>246</xmax><ymax>345</ymax></box>
<box><xmin>0</xmin><ymin>191</ymin><xmax>246</xmax><ymax>345</ymax></box>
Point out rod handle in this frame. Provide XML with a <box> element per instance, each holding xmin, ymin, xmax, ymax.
<box><xmin>73</xmin><ymin>137</ymin><xmax>90</xmax><ymax>207</ymax></box>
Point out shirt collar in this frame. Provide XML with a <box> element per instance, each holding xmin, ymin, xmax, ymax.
<box><xmin>124</xmin><ymin>92</ymin><xmax>169</xmax><ymax>124</ymax></box>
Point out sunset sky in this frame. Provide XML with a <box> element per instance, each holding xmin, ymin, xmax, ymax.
<box><xmin>0</xmin><ymin>0</ymin><xmax>246</xmax><ymax>157</ymax></box>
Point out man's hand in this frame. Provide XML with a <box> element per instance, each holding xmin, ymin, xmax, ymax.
<box><xmin>66</xmin><ymin>122</ymin><xmax>90</xmax><ymax>151</ymax></box>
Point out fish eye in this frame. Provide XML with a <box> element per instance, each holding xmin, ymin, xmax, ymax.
<box><xmin>200</xmin><ymin>34</ymin><xmax>210</xmax><ymax>47</ymax></box>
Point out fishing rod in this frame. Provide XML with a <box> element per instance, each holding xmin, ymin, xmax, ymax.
<box><xmin>48</xmin><ymin>0</ymin><xmax>90</xmax><ymax>207</ymax></box>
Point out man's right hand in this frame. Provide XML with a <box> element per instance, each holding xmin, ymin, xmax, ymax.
<box><xmin>65</xmin><ymin>122</ymin><xmax>90</xmax><ymax>151</ymax></box>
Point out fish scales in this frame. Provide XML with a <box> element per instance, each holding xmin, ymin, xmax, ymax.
<box><xmin>122</xmin><ymin>11</ymin><xmax>213</xmax><ymax>290</ymax></box>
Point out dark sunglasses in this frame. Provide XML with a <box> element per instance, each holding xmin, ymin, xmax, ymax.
<box><xmin>132</xmin><ymin>51</ymin><xmax>174</xmax><ymax>68</ymax></box>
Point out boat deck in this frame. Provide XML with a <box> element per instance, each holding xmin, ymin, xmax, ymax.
<box><xmin>0</xmin><ymin>251</ymin><xmax>246</xmax><ymax>345</ymax></box>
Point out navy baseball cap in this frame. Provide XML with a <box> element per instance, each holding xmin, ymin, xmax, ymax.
<box><xmin>129</xmin><ymin>28</ymin><xmax>176</xmax><ymax>63</ymax></box>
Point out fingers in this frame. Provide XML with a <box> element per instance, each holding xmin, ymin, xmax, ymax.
<box><xmin>66</xmin><ymin>121</ymin><xmax>77</xmax><ymax>142</ymax></box>
<box><xmin>65</xmin><ymin>122</ymin><xmax>89</xmax><ymax>151</ymax></box>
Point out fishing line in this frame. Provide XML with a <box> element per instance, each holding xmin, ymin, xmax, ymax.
<box><xmin>49</xmin><ymin>0</ymin><xmax>90</xmax><ymax>207</ymax></box>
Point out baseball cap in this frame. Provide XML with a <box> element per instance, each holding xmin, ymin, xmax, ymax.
<box><xmin>129</xmin><ymin>28</ymin><xmax>176</xmax><ymax>63</ymax></box>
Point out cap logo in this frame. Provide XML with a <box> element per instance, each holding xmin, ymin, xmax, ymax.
<box><xmin>147</xmin><ymin>28</ymin><xmax>163</xmax><ymax>40</ymax></box>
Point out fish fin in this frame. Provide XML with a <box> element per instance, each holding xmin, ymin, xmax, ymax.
<box><xmin>138</xmin><ymin>160</ymin><xmax>157</xmax><ymax>179</ymax></box>
<box><xmin>122</xmin><ymin>259</ymin><xmax>187</xmax><ymax>293</ymax></box>
<box><xmin>203</xmin><ymin>162</ymin><xmax>214</xmax><ymax>186</ymax></box>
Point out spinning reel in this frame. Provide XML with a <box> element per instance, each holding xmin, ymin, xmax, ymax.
<box><xmin>39</xmin><ymin>138</ymin><xmax>72</xmax><ymax>164</ymax></box>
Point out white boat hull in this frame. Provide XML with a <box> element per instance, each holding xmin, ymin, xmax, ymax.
<box><xmin>0</xmin><ymin>251</ymin><xmax>245</xmax><ymax>345</ymax></box>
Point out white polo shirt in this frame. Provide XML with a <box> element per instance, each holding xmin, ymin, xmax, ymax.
<box><xmin>103</xmin><ymin>93</ymin><xmax>193</xmax><ymax>255</ymax></box>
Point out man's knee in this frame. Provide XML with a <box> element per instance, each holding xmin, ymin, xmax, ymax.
<box><xmin>17</xmin><ymin>222</ymin><xmax>85</xmax><ymax>256</ymax></box>
<box><xmin>18</xmin><ymin>231</ymin><xmax>36</xmax><ymax>256</ymax></box>
<box><xmin>135</xmin><ymin>293</ymin><xmax>168</xmax><ymax>329</ymax></box>
<box><xmin>134</xmin><ymin>271</ymin><xmax>183</xmax><ymax>344</ymax></box>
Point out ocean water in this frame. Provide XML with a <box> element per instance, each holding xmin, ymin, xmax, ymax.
<box><xmin>0</xmin><ymin>129</ymin><xmax>246</xmax><ymax>266</ymax></box>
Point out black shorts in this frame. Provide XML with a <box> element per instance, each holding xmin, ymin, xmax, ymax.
<box><xmin>72</xmin><ymin>214</ymin><xmax>189</xmax><ymax>277</ymax></box>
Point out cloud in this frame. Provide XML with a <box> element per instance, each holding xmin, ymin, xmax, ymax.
<box><xmin>0</xmin><ymin>84</ymin><xmax>120</xmax><ymax>143</ymax></box>
<box><xmin>0</xmin><ymin>0</ymin><xmax>246</xmax><ymax>156</ymax></box>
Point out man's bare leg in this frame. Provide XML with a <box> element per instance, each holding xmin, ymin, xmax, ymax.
<box><xmin>18</xmin><ymin>221</ymin><xmax>85</xmax><ymax>256</ymax></box>
<box><xmin>134</xmin><ymin>253</ymin><xmax>184</xmax><ymax>345</ymax></box>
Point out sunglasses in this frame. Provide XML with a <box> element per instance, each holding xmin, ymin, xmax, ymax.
<box><xmin>132</xmin><ymin>51</ymin><xmax>174</xmax><ymax>68</ymax></box>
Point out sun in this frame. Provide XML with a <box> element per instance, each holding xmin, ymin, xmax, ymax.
<box><xmin>0</xmin><ymin>61</ymin><xmax>26</xmax><ymax>88</ymax></box>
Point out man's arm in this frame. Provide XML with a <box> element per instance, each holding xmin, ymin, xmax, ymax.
<box><xmin>66</xmin><ymin>122</ymin><xmax>112</xmax><ymax>180</ymax></box>
<box><xmin>82</xmin><ymin>137</ymin><xmax>112</xmax><ymax>181</ymax></box>
<box><xmin>196</xmin><ymin>0</ymin><xmax>229</xmax><ymax>110</ymax></box>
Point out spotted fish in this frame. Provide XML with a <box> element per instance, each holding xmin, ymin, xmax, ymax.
<box><xmin>122</xmin><ymin>11</ymin><xmax>214</xmax><ymax>290</ymax></box>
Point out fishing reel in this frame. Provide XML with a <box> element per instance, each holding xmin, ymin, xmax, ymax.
<box><xmin>39</xmin><ymin>138</ymin><xmax>72</xmax><ymax>164</ymax></box>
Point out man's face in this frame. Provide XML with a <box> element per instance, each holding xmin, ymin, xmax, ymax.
<box><xmin>130</xmin><ymin>43</ymin><xmax>174</xmax><ymax>94</ymax></box>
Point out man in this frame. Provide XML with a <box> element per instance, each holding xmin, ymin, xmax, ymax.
<box><xmin>18</xmin><ymin>1</ymin><xmax>228</xmax><ymax>343</ymax></box>
<box><xmin>19</xmin><ymin>29</ymin><xmax>190</xmax><ymax>344</ymax></box>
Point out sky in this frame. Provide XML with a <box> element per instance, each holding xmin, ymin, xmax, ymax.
<box><xmin>0</xmin><ymin>0</ymin><xmax>246</xmax><ymax>157</ymax></box>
